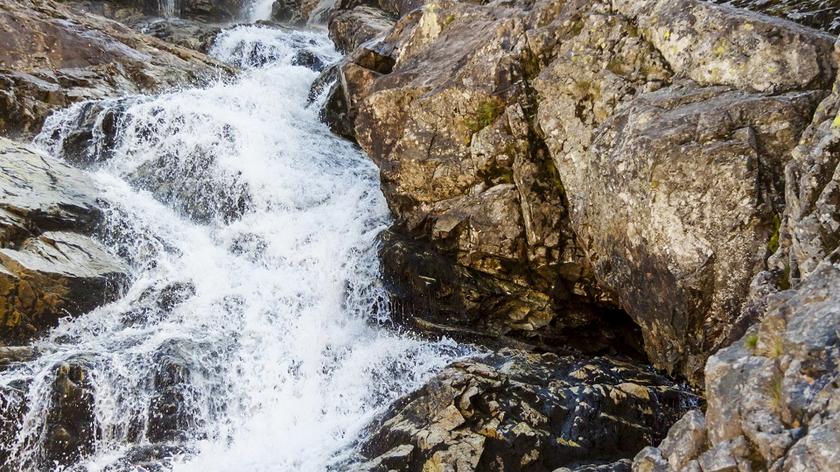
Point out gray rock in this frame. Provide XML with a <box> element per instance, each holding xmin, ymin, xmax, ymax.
<box><xmin>328</xmin><ymin>6</ymin><xmax>395</xmax><ymax>53</ymax></box>
<box><xmin>633</xmin><ymin>260</ymin><xmax>840</xmax><ymax>471</ymax></box>
<box><xmin>0</xmin><ymin>137</ymin><xmax>128</xmax><ymax>343</ymax></box>
<box><xmin>0</xmin><ymin>0</ymin><xmax>232</xmax><ymax>137</ymax></box>
<box><xmin>658</xmin><ymin>410</ymin><xmax>707</xmax><ymax>470</ymax></box>
<box><xmin>356</xmin><ymin>350</ymin><xmax>698</xmax><ymax>471</ymax></box>
<box><xmin>324</xmin><ymin>0</ymin><xmax>837</xmax><ymax>382</ymax></box>
<box><xmin>712</xmin><ymin>0</ymin><xmax>840</xmax><ymax>34</ymax></box>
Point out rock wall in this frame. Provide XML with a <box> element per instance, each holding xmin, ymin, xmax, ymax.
<box><xmin>320</xmin><ymin>0</ymin><xmax>837</xmax><ymax>384</ymax></box>
<box><xmin>633</xmin><ymin>51</ymin><xmax>840</xmax><ymax>472</ymax></box>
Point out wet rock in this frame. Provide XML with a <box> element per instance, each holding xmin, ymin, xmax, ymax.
<box><xmin>328</xmin><ymin>6</ymin><xmax>395</xmax><ymax>53</ymax></box>
<box><xmin>271</xmin><ymin>0</ymin><xmax>325</xmax><ymax>24</ymax></box>
<box><xmin>379</xmin><ymin>230</ymin><xmax>646</xmax><ymax>358</ymax></box>
<box><xmin>292</xmin><ymin>49</ymin><xmax>325</xmax><ymax>70</ymax></box>
<box><xmin>357</xmin><ymin>350</ymin><xmax>698</xmax><ymax>471</ymax></box>
<box><xmin>0</xmin><ymin>379</ymin><xmax>29</xmax><ymax>465</ymax></box>
<box><xmin>101</xmin><ymin>443</ymin><xmax>191</xmax><ymax>471</ymax></box>
<box><xmin>0</xmin><ymin>346</ymin><xmax>36</xmax><ymax>366</ymax></box>
<box><xmin>0</xmin><ymin>137</ymin><xmax>102</xmax><ymax>237</ymax></box>
<box><xmin>148</xmin><ymin>345</ymin><xmax>193</xmax><ymax>443</ymax></box>
<box><xmin>120</xmin><ymin>281</ymin><xmax>195</xmax><ymax>327</ymax></box>
<box><xmin>39</xmin><ymin>100</ymin><xmax>126</xmax><ymax>167</ymax></box>
<box><xmin>0</xmin><ymin>138</ymin><xmax>129</xmax><ymax>344</ymax></box>
<box><xmin>66</xmin><ymin>0</ymin><xmax>245</xmax><ymax>22</ymax></box>
<box><xmin>134</xmin><ymin>17</ymin><xmax>226</xmax><ymax>52</ymax></box>
<box><xmin>178</xmin><ymin>0</ymin><xmax>245</xmax><ymax>22</ymax></box>
<box><xmin>128</xmin><ymin>149</ymin><xmax>252</xmax><ymax>224</ymax></box>
<box><xmin>43</xmin><ymin>360</ymin><xmax>98</xmax><ymax>467</ymax></box>
<box><xmin>0</xmin><ymin>0</ymin><xmax>231</xmax><ymax>137</ymax></box>
<box><xmin>0</xmin><ymin>232</ymin><xmax>129</xmax><ymax>343</ymax></box>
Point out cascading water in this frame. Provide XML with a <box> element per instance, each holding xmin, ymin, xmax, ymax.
<box><xmin>0</xmin><ymin>25</ymin><xmax>470</xmax><ymax>471</ymax></box>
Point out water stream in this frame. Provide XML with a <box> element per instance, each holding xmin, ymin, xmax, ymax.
<box><xmin>0</xmin><ymin>23</ymin><xmax>469</xmax><ymax>472</ymax></box>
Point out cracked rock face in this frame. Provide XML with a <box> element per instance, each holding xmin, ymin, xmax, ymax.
<box><xmin>0</xmin><ymin>137</ymin><xmax>128</xmax><ymax>343</ymax></box>
<box><xmin>634</xmin><ymin>259</ymin><xmax>840</xmax><ymax>472</ymax></box>
<box><xmin>0</xmin><ymin>0</ymin><xmax>230</xmax><ymax>137</ymax></box>
<box><xmin>354</xmin><ymin>349</ymin><xmax>698</xmax><ymax>472</ymax></box>
<box><xmin>321</xmin><ymin>0</ymin><xmax>837</xmax><ymax>382</ymax></box>
<box><xmin>633</xmin><ymin>65</ymin><xmax>840</xmax><ymax>472</ymax></box>
<box><xmin>325</xmin><ymin>0</ymin><xmax>625</xmax><ymax>355</ymax></box>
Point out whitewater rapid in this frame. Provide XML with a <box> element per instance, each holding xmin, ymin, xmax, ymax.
<box><xmin>0</xmin><ymin>25</ymin><xmax>468</xmax><ymax>471</ymax></box>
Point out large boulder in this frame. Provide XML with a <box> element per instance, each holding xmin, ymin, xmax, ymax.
<box><xmin>354</xmin><ymin>349</ymin><xmax>698</xmax><ymax>471</ymax></box>
<box><xmin>633</xmin><ymin>259</ymin><xmax>840</xmax><ymax>472</ymax></box>
<box><xmin>0</xmin><ymin>0</ymin><xmax>231</xmax><ymax>137</ymax></box>
<box><xmin>0</xmin><ymin>137</ymin><xmax>128</xmax><ymax>344</ymax></box>
<box><xmin>633</xmin><ymin>50</ymin><xmax>840</xmax><ymax>472</ymax></box>
<box><xmin>328</xmin><ymin>5</ymin><xmax>395</xmax><ymax>53</ymax></box>
<box><xmin>325</xmin><ymin>0</ymin><xmax>626</xmax><ymax>356</ymax></box>
<box><xmin>323</xmin><ymin>0</ymin><xmax>837</xmax><ymax>381</ymax></box>
<box><xmin>270</xmin><ymin>0</ymin><xmax>327</xmax><ymax>24</ymax></box>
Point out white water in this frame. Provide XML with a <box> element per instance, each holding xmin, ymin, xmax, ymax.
<box><xmin>0</xmin><ymin>25</ymin><xmax>468</xmax><ymax>471</ymax></box>
<box><xmin>247</xmin><ymin>0</ymin><xmax>337</xmax><ymax>23</ymax></box>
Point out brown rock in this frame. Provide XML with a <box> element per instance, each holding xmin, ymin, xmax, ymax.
<box><xmin>0</xmin><ymin>138</ymin><xmax>128</xmax><ymax>343</ymax></box>
<box><xmin>0</xmin><ymin>0</ymin><xmax>231</xmax><ymax>137</ymax></box>
<box><xmin>324</xmin><ymin>0</ymin><xmax>837</xmax><ymax>381</ymax></box>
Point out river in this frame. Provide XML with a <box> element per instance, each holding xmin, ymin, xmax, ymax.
<box><xmin>0</xmin><ymin>20</ymin><xmax>469</xmax><ymax>472</ymax></box>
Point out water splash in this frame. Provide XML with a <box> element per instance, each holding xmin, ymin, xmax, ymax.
<box><xmin>247</xmin><ymin>0</ymin><xmax>337</xmax><ymax>24</ymax></box>
<box><xmin>2</xmin><ymin>26</ymin><xmax>469</xmax><ymax>471</ymax></box>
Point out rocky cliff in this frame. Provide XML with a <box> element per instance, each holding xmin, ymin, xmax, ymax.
<box><xmin>314</xmin><ymin>0</ymin><xmax>840</xmax><ymax>470</ymax></box>
<box><xmin>319</xmin><ymin>0</ymin><xmax>836</xmax><ymax>385</ymax></box>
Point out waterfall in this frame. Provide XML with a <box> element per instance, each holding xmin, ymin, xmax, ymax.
<box><xmin>0</xmin><ymin>26</ymin><xmax>469</xmax><ymax>471</ymax></box>
<box><xmin>247</xmin><ymin>0</ymin><xmax>276</xmax><ymax>22</ymax></box>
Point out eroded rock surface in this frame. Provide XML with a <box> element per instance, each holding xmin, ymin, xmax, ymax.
<box><xmin>712</xmin><ymin>0</ymin><xmax>840</xmax><ymax>34</ymax></box>
<box><xmin>321</xmin><ymin>0</ymin><xmax>837</xmax><ymax>382</ymax></box>
<box><xmin>64</xmin><ymin>0</ymin><xmax>245</xmax><ymax>22</ymax></box>
<box><xmin>0</xmin><ymin>137</ymin><xmax>128</xmax><ymax>344</ymax></box>
<box><xmin>633</xmin><ymin>259</ymin><xmax>840</xmax><ymax>472</ymax></box>
<box><xmin>632</xmin><ymin>51</ymin><xmax>840</xmax><ymax>472</ymax></box>
<box><xmin>355</xmin><ymin>350</ymin><xmax>698</xmax><ymax>471</ymax></box>
<box><xmin>0</xmin><ymin>0</ymin><xmax>230</xmax><ymax>137</ymax></box>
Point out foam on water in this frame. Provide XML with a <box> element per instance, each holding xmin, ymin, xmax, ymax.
<box><xmin>0</xmin><ymin>25</ymin><xmax>469</xmax><ymax>471</ymax></box>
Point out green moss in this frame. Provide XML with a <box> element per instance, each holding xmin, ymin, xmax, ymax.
<box><xmin>832</xmin><ymin>114</ymin><xmax>840</xmax><ymax>128</ymax></box>
<box><xmin>767</xmin><ymin>214</ymin><xmax>782</xmax><ymax>253</ymax></box>
<box><xmin>769</xmin><ymin>371</ymin><xmax>784</xmax><ymax>414</ymax></box>
<box><xmin>464</xmin><ymin>98</ymin><xmax>505</xmax><ymax>133</ymax></box>
<box><xmin>744</xmin><ymin>333</ymin><xmax>759</xmax><ymax>351</ymax></box>
<box><xmin>441</xmin><ymin>14</ymin><xmax>456</xmax><ymax>28</ymax></box>
<box><xmin>779</xmin><ymin>261</ymin><xmax>791</xmax><ymax>290</ymax></box>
